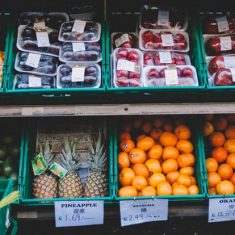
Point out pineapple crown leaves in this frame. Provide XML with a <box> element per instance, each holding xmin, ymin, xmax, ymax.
<box><xmin>87</xmin><ymin>130</ymin><xmax>107</xmax><ymax>172</ymax></box>
<box><xmin>59</xmin><ymin>137</ymin><xmax>81</xmax><ymax>172</ymax></box>
<box><xmin>37</xmin><ymin>139</ymin><xmax>54</xmax><ymax>165</ymax></box>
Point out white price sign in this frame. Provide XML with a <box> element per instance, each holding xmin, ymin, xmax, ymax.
<box><xmin>117</xmin><ymin>59</ymin><xmax>140</xmax><ymax>74</ymax></box>
<box><xmin>159</xmin><ymin>51</ymin><xmax>172</xmax><ymax>64</ymax></box>
<box><xmin>165</xmin><ymin>68</ymin><xmax>179</xmax><ymax>85</ymax></box>
<box><xmin>72</xmin><ymin>43</ymin><xmax>86</xmax><ymax>52</ymax></box>
<box><xmin>36</xmin><ymin>31</ymin><xmax>50</xmax><ymax>47</ymax></box>
<box><xmin>158</xmin><ymin>10</ymin><xmax>169</xmax><ymax>26</ymax></box>
<box><xmin>209</xmin><ymin>198</ymin><xmax>235</xmax><ymax>223</ymax></box>
<box><xmin>115</xmin><ymin>34</ymin><xmax>130</xmax><ymax>48</ymax></box>
<box><xmin>220</xmin><ymin>36</ymin><xmax>232</xmax><ymax>51</ymax></box>
<box><xmin>120</xmin><ymin>199</ymin><xmax>168</xmax><ymax>227</ymax></box>
<box><xmin>72</xmin><ymin>20</ymin><xmax>86</xmax><ymax>33</ymax></box>
<box><xmin>55</xmin><ymin>201</ymin><xmax>104</xmax><ymax>227</ymax></box>
<box><xmin>161</xmin><ymin>34</ymin><xmax>174</xmax><ymax>47</ymax></box>
<box><xmin>216</xmin><ymin>16</ymin><xmax>229</xmax><ymax>33</ymax></box>
<box><xmin>25</xmin><ymin>53</ymin><xmax>41</xmax><ymax>68</ymax></box>
<box><xmin>28</xmin><ymin>75</ymin><xmax>42</xmax><ymax>88</ymax></box>
<box><xmin>71</xmin><ymin>67</ymin><xmax>86</xmax><ymax>82</ymax></box>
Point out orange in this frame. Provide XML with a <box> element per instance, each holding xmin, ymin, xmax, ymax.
<box><xmin>179</xmin><ymin>167</ymin><xmax>194</xmax><ymax>176</ymax></box>
<box><xmin>118</xmin><ymin>152</ymin><xmax>130</xmax><ymax>169</ymax></box>
<box><xmin>172</xmin><ymin>182</ymin><xmax>178</xmax><ymax>188</ymax></box>
<box><xmin>205</xmin><ymin>114</ymin><xmax>214</xmax><ymax>121</ymax></box>
<box><xmin>159</xmin><ymin>132</ymin><xmax>178</xmax><ymax>147</ymax></box>
<box><xmin>206</xmin><ymin>158</ymin><xmax>219</xmax><ymax>173</ymax></box>
<box><xmin>174</xmin><ymin>125</ymin><xmax>191</xmax><ymax>140</ymax></box>
<box><xmin>216</xmin><ymin>180</ymin><xmax>235</xmax><ymax>195</ymax></box>
<box><xmin>136</xmin><ymin>134</ymin><xmax>146</xmax><ymax>142</ymax></box>
<box><xmin>176</xmin><ymin>140</ymin><xmax>194</xmax><ymax>154</ymax></box>
<box><xmin>132</xmin><ymin>163</ymin><xmax>149</xmax><ymax>178</ymax></box>
<box><xmin>119</xmin><ymin>132</ymin><xmax>131</xmax><ymax>141</ymax></box>
<box><xmin>172</xmin><ymin>184</ymin><xmax>188</xmax><ymax>195</ymax></box>
<box><xmin>211</xmin><ymin>147</ymin><xmax>228</xmax><ymax>163</ymax></box>
<box><xmin>213</xmin><ymin>116</ymin><xmax>228</xmax><ymax>131</ymax></box>
<box><xmin>208</xmin><ymin>187</ymin><xmax>217</xmax><ymax>195</ymax></box>
<box><xmin>224</xmin><ymin>139</ymin><xmax>235</xmax><ymax>153</ymax></box>
<box><xmin>225</xmin><ymin>125</ymin><xmax>235</xmax><ymax>139</ymax></box>
<box><xmin>166</xmin><ymin>171</ymin><xmax>180</xmax><ymax>184</ymax></box>
<box><xmin>148</xmin><ymin>145</ymin><xmax>163</xmax><ymax>160</ymax></box>
<box><xmin>129</xmin><ymin>148</ymin><xmax>146</xmax><ymax>164</ymax></box>
<box><xmin>132</xmin><ymin>118</ymin><xmax>142</xmax><ymax>129</ymax></box>
<box><xmin>142</xmin><ymin>122</ymin><xmax>153</xmax><ymax>134</ymax></box>
<box><xmin>218</xmin><ymin>164</ymin><xmax>233</xmax><ymax>180</ymax></box>
<box><xmin>120</xmin><ymin>139</ymin><xmax>135</xmax><ymax>153</ymax></box>
<box><xmin>141</xmin><ymin>186</ymin><xmax>157</xmax><ymax>196</ymax></box>
<box><xmin>177</xmin><ymin>174</ymin><xmax>192</xmax><ymax>187</ymax></box>
<box><xmin>177</xmin><ymin>153</ymin><xmax>195</xmax><ymax>168</ymax></box>
<box><xmin>145</xmin><ymin>159</ymin><xmax>162</xmax><ymax>174</ymax></box>
<box><xmin>188</xmin><ymin>185</ymin><xmax>199</xmax><ymax>195</ymax></box>
<box><xmin>203</xmin><ymin>122</ymin><xmax>214</xmax><ymax>137</ymax></box>
<box><xmin>119</xmin><ymin>168</ymin><xmax>135</xmax><ymax>186</ymax></box>
<box><xmin>162</xmin><ymin>146</ymin><xmax>179</xmax><ymax>160</ymax></box>
<box><xmin>150</xmin><ymin>128</ymin><xmax>163</xmax><ymax>140</ymax></box>
<box><xmin>230</xmin><ymin>173</ymin><xmax>235</xmax><ymax>185</ymax></box>
<box><xmin>149</xmin><ymin>173</ymin><xmax>166</xmax><ymax>188</ymax></box>
<box><xmin>153</xmin><ymin>116</ymin><xmax>165</xmax><ymax>128</ymax></box>
<box><xmin>163</xmin><ymin>122</ymin><xmax>174</xmax><ymax>132</ymax></box>
<box><xmin>209</xmin><ymin>132</ymin><xmax>225</xmax><ymax>147</ymax></box>
<box><xmin>157</xmin><ymin>182</ymin><xmax>172</xmax><ymax>196</ymax></box>
<box><xmin>131</xmin><ymin>176</ymin><xmax>148</xmax><ymax>191</ymax></box>
<box><xmin>190</xmin><ymin>176</ymin><xmax>197</xmax><ymax>185</ymax></box>
<box><xmin>208</xmin><ymin>172</ymin><xmax>221</xmax><ymax>188</ymax></box>
<box><xmin>226</xmin><ymin>153</ymin><xmax>235</xmax><ymax>169</ymax></box>
<box><xmin>118</xmin><ymin>186</ymin><xmax>138</xmax><ymax>197</ymax></box>
<box><xmin>162</xmin><ymin>159</ymin><xmax>178</xmax><ymax>174</ymax></box>
<box><xmin>137</xmin><ymin>136</ymin><xmax>155</xmax><ymax>151</ymax></box>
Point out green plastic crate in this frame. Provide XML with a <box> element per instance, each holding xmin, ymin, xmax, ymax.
<box><xmin>105</xmin><ymin>7</ymin><xmax>206</xmax><ymax>95</ymax></box>
<box><xmin>0</xmin><ymin>179</ymin><xmax>14</xmax><ymax>235</ymax></box>
<box><xmin>20</xmin><ymin>118</ymin><xmax>114</xmax><ymax>206</ymax></box>
<box><xmin>113</xmin><ymin>117</ymin><xmax>206</xmax><ymax>201</ymax></box>
<box><xmin>200</xmin><ymin>125</ymin><xmax>235</xmax><ymax>199</ymax></box>
<box><xmin>198</xmin><ymin>11</ymin><xmax>235</xmax><ymax>92</ymax></box>
<box><xmin>0</xmin><ymin>14</ymin><xmax>12</xmax><ymax>93</ymax></box>
<box><xmin>5</xmin><ymin>17</ymin><xmax>107</xmax><ymax>97</ymax></box>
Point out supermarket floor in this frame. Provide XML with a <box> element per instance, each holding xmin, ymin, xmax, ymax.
<box><xmin>15</xmin><ymin>218</ymin><xmax>235</xmax><ymax>235</ymax></box>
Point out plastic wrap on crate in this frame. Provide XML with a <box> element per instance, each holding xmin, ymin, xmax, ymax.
<box><xmin>143</xmin><ymin>51</ymin><xmax>191</xmax><ymax>66</ymax></box>
<box><xmin>59</xmin><ymin>20</ymin><xmax>101</xmax><ymax>42</ymax></box>
<box><xmin>18</xmin><ymin>12</ymin><xmax>69</xmax><ymax>30</ymax></box>
<box><xmin>14</xmin><ymin>73</ymin><xmax>55</xmax><ymax>89</ymax></box>
<box><xmin>111</xmin><ymin>32</ymin><xmax>138</xmax><ymax>50</ymax></box>
<box><xmin>15</xmin><ymin>51</ymin><xmax>58</xmax><ymax>76</ymax></box>
<box><xmin>139</xmin><ymin>5</ymin><xmax>188</xmax><ymax>31</ymax></box>
<box><xmin>112</xmin><ymin>48</ymin><xmax>143</xmax><ymax>87</ymax></box>
<box><xmin>142</xmin><ymin>65</ymin><xmax>198</xmax><ymax>87</ymax></box>
<box><xmin>139</xmin><ymin>29</ymin><xmax>189</xmax><ymax>52</ymax></box>
<box><xmin>57</xmin><ymin>64</ymin><xmax>101</xmax><ymax>88</ymax></box>
<box><xmin>204</xmin><ymin>34</ymin><xmax>235</xmax><ymax>56</ymax></box>
<box><xmin>17</xmin><ymin>25</ymin><xmax>61</xmax><ymax>57</ymax></box>
<box><xmin>202</xmin><ymin>13</ymin><xmax>235</xmax><ymax>34</ymax></box>
<box><xmin>59</xmin><ymin>42</ymin><xmax>102</xmax><ymax>64</ymax></box>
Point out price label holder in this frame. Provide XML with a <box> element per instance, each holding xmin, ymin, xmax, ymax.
<box><xmin>216</xmin><ymin>16</ymin><xmax>229</xmax><ymax>33</ymax></box>
<box><xmin>120</xmin><ymin>199</ymin><xmax>168</xmax><ymax>227</ymax></box>
<box><xmin>55</xmin><ymin>201</ymin><xmax>104</xmax><ymax>227</ymax></box>
<box><xmin>28</xmin><ymin>75</ymin><xmax>42</xmax><ymax>88</ymax></box>
<box><xmin>209</xmin><ymin>198</ymin><xmax>235</xmax><ymax>223</ymax></box>
<box><xmin>71</xmin><ymin>66</ymin><xmax>85</xmax><ymax>82</ymax></box>
<box><xmin>165</xmin><ymin>67</ymin><xmax>179</xmax><ymax>85</ymax></box>
<box><xmin>159</xmin><ymin>51</ymin><xmax>172</xmax><ymax>64</ymax></box>
<box><xmin>161</xmin><ymin>34</ymin><xmax>174</xmax><ymax>47</ymax></box>
<box><xmin>72</xmin><ymin>43</ymin><xmax>86</xmax><ymax>52</ymax></box>
<box><xmin>25</xmin><ymin>53</ymin><xmax>41</xmax><ymax>68</ymax></box>
<box><xmin>220</xmin><ymin>36</ymin><xmax>232</xmax><ymax>51</ymax></box>
<box><xmin>117</xmin><ymin>59</ymin><xmax>140</xmax><ymax>74</ymax></box>
<box><xmin>72</xmin><ymin>20</ymin><xmax>86</xmax><ymax>33</ymax></box>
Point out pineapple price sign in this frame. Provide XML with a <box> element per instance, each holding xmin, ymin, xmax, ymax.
<box><xmin>209</xmin><ymin>198</ymin><xmax>235</xmax><ymax>223</ymax></box>
<box><xmin>120</xmin><ymin>199</ymin><xmax>168</xmax><ymax>227</ymax></box>
<box><xmin>55</xmin><ymin>201</ymin><xmax>104</xmax><ymax>227</ymax></box>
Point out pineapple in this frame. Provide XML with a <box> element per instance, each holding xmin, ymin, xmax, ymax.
<box><xmin>84</xmin><ymin>131</ymin><xmax>108</xmax><ymax>197</ymax></box>
<box><xmin>58</xmin><ymin>137</ymin><xmax>83</xmax><ymax>198</ymax></box>
<box><xmin>33</xmin><ymin>140</ymin><xmax>58</xmax><ymax>198</ymax></box>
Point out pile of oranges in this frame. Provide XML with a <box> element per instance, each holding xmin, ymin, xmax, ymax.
<box><xmin>204</xmin><ymin>114</ymin><xmax>235</xmax><ymax>195</ymax></box>
<box><xmin>117</xmin><ymin>116</ymin><xmax>199</xmax><ymax>197</ymax></box>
